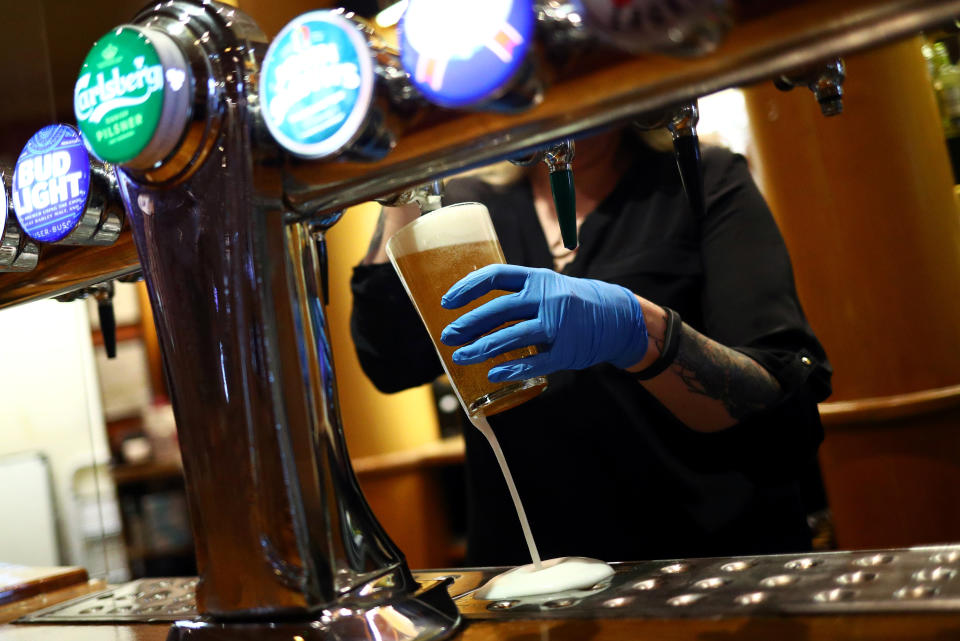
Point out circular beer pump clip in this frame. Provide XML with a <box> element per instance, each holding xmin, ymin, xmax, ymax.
<box><xmin>399</xmin><ymin>0</ymin><xmax>535</xmax><ymax>109</ymax></box>
<box><xmin>12</xmin><ymin>125</ymin><xmax>94</xmax><ymax>244</ymax></box>
<box><xmin>74</xmin><ymin>25</ymin><xmax>191</xmax><ymax>169</ymax></box>
<box><xmin>260</xmin><ymin>11</ymin><xmax>377</xmax><ymax>159</ymax></box>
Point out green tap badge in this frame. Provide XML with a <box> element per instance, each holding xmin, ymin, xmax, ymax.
<box><xmin>74</xmin><ymin>26</ymin><xmax>185</xmax><ymax>165</ymax></box>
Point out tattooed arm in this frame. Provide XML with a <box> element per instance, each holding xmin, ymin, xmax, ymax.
<box><xmin>626</xmin><ymin>300</ymin><xmax>782</xmax><ymax>433</ymax></box>
<box><xmin>361</xmin><ymin>203</ymin><xmax>420</xmax><ymax>265</ymax></box>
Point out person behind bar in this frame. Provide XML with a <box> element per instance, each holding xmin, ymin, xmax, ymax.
<box><xmin>350</xmin><ymin>128</ymin><xmax>832</xmax><ymax>565</ymax></box>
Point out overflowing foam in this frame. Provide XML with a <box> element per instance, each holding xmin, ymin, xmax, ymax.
<box><xmin>385</xmin><ymin>202</ymin><xmax>496</xmax><ymax>258</ymax></box>
<box><xmin>476</xmin><ymin>556</ymin><xmax>616</xmax><ymax>600</ymax></box>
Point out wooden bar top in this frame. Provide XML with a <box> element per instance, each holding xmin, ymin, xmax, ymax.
<box><xmin>2</xmin><ymin>613</ymin><xmax>959</xmax><ymax>640</ymax></box>
<box><xmin>0</xmin><ymin>566</ymin><xmax>88</xmax><ymax>607</ymax></box>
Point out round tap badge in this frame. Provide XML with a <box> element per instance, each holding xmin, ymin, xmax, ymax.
<box><xmin>260</xmin><ymin>11</ymin><xmax>375</xmax><ymax>159</ymax></box>
<box><xmin>74</xmin><ymin>25</ymin><xmax>189</xmax><ymax>166</ymax></box>
<box><xmin>399</xmin><ymin>0</ymin><xmax>534</xmax><ymax>109</ymax></box>
<box><xmin>12</xmin><ymin>125</ymin><xmax>92</xmax><ymax>243</ymax></box>
<box><xmin>0</xmin><ymin>169</ymin><xmax>7</xmax><ymax>235</ymax></box>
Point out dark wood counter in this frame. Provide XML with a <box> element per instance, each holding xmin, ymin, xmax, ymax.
<box><xmin>2</xmin><ymin>613</ymin><xmax>960</xmax><ymax>641</ymax></box>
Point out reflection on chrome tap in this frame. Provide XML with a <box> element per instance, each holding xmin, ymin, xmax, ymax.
<box><xmin>0</xmin><ymin>167</ymin><xmax>38</xmax><ymax>272</ymax></box>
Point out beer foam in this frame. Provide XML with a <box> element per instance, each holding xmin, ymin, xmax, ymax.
<box><xmin>475</xmin><ymin>557</ymin><xmax>616</xmax><ymax>600</ymax></box>
<box><xmin>386</xmin><ymin>202</ymin><xmax>497</xmax><ymax>258</ymax></box>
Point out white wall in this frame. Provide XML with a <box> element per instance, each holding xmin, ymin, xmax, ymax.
<box><xmin>0</xmin><ymin>298</ymin><xmax>117</xmax><ymax>575</ymax></box>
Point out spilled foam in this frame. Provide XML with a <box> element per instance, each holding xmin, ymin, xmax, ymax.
<box><xmin>385</xmin><ymin>202</ymin><xmax>496</xmax><ymax>257</ymax></box>
<box><xmin>476</xmin><ymin>556</ymin><xmax>616</xmax><ymax>600</ymax></box>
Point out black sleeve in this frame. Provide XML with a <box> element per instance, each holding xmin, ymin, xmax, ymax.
<box><xmin>350</xmin><ymin>263</ymin><xmax>443</xmax><ymax>393</ymax></box>
<box><xmin>692</xmin><ymin>148</ymin><xmax>833</xmax><ymax>482</ymax></box>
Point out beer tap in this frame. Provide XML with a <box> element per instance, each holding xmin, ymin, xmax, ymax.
<box><xmin>11</xmin><ymin>125</ymin><xmax>123</xmax><ymax>246</ymax></box>
<box><xmin>375</xmin><ymin>179</ymin><xmax>444</xmax><ymax>213</ymax></box>
<box><xmin>54</xmin><ymin>281</ymin><xmax>117</xmax><ymax>359</ymax></box>
<box><xmin>775</xmin><ymin>57</ymin><xmax>846</xmax><ymax>117</ymax></box>
<box><xmin>512</xmin><ymin>140</ymin><xmax>578</xmax><ymax>249</ymax></box>
<box><xmin>634</xmin><ymin>100</ymin><xmax>706</xmax><ymax>219</ymax></box>
<box><xmin>0</xmin><ymin>167</ymin><xmax>38</xmax><ymax>272</ymax></box>
<box><xmin>74</xmin><ymin>3</ymin><xmax>459</xmax><ymax>639</ymax></box>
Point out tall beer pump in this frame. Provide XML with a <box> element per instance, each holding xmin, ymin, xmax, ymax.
<box><xmin>73</xmin><ymin>3</ymin><xmax>458</xmax><ymax>640</ymax></box>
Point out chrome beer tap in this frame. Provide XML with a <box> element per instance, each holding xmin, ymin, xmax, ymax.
<box><xmin>74</xmin><ymin>3</ymin><xmax>459</xmax><ymax>640</ymax></box>
<box><xmin>512</xmin><ymin>140</ymin><xmax>578</xmax><ymax>249</ymax></box>
<box><xmin>0</xmin><ymin>167</ymin><xmax>38</xmax><ymax>272</ymax></box>
<box><xmin>375</xmin><ymin>179</ymin><xmax>445</xmax><ymax>213</ymax></box>
<box><xmin>634</xmin><ymin>100</ymin><xmax>706</xmax><ymax>219</ymax></box>
<box><xmin>775</xmin><ymin>57</ymin><xmax>846</xmax><ymax>117</ymax></box>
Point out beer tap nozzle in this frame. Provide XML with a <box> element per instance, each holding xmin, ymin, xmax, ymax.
<box><xmin>775</xmin><ymin>57</ymin><xmax>846</xmax><ymax>117</ymax></box>
<box><xmin>375</xmin><ymin>179</ymin><xmax>444</xmax><ymax>213</ymax></box>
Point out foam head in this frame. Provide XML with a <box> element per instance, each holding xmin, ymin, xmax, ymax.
<box><xmin>386</xmin><ymin>202</ymin><xmax>497</xmax><ymax>259</ymax></box>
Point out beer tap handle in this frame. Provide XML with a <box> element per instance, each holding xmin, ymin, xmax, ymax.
<box><xmin>543</xmin><ymin>141</ymin><xmax>577</xmax><ymax>250</ymax></box>
<box><xmin>667</xmin><ymin>102</ymin><xmax>706</xmax><ymax>220</ymax></box>
<box><xmin>94</xmin><ymin>282</ymin><xmax>117</xmax><ymax>359</ymax></box>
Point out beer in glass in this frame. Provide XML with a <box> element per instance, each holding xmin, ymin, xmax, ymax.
<box><xmin>386</xmin><ymin>202</ymin><xmax>547</xmax><ymax>418</ymax></box>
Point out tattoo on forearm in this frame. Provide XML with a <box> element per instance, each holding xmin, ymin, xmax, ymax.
<box><xmin>672</xmin><ymin>324</ymin><xmax>781</xmax><ymax>420</ymax></box>
<box><xmin>363</xmin><ymin>209</ymin><xmax>387</xmax><ymax>264</ymax></box>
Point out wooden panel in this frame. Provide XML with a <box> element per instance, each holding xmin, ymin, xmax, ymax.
<box><xmin>745</xmin><ymin>38</ymin><xmax>960</xmax><ymax>548</ymax></box>
<box><xmin>0</xmin><ymin>580</ymin><xmax>105</xmax><ymax>625</ymax></box>
<box><xmin>0</xmin><ymin>566</ymin><xmax>87</xmax><ymax>606</ymax></box>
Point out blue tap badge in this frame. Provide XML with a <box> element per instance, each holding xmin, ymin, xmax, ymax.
<box><xmin>399</xmin><ymin>0</ymin><xmax>534</xmax><ymax>109</ymax></box>
<box><xmin>12</xmin><ymin>125</ymin><xmax>92</xmax><ymax>243</ymax></box>
<box><xmin>260</xmin><ymin>11</ymin><xmax>375</xmax><ymax>159</ymax></box>
<box><xmin>0</xmin><ymin>168</ymin><xmax>7</xmax><ymax>235</ymax></box>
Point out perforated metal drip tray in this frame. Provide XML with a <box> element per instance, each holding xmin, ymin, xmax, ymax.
<box><xmin>17</xmin><ymin>577</ymin><xmax>200</xmax><ymax>623</ymax></box>
<box><xmin>16</xmin><ymin>545</ymin><xmax>960</xmax><ymax>624</ymax></box>
<box><xmin>435</xmin><ymin>545</ymin><xmax>960</xmax><ymax>620</ymax></box>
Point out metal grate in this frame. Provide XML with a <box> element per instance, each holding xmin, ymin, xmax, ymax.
<box><xmin>17</xmin><ymin>545</ymin><xmax>960</xmax><ymax>623</ymax></box>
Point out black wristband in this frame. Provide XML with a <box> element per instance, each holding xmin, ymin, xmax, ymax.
<box><xmin>632</xmin><ymin>307</ymin><xmax>682</xmax><ymax>381</ymax></box>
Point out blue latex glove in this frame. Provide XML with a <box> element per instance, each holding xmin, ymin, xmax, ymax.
<box><xmin>439</xmin><ymin>264</ymin><xmax>648</xmax><ymax>382</ymax></box>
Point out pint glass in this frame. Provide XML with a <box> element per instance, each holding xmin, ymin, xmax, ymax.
<box><xmin>386</xmin><ymin>202</ymin><xmax>547</xmax><ymax>418</ymax></box>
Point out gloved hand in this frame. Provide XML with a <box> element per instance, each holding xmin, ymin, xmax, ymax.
<box><xmin>440</xmin><ymin>264</ymin><xmax>648</xmax><ymax>382</ymax></box>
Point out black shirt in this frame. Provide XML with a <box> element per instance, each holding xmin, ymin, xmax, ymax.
<box><xmin>350</xmin><ymin>145</ymin><xmax>832</xmax><ymax>566</ymax></box>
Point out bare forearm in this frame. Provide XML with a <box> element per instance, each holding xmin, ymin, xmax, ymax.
<box><xmin>361</xmin><ymin>203</ymin><xmax>420</xmax><ymax>265</ymax></box>
<box><xmin>628</xmin><ymin>302</ymin><xmax>782</xmax><ymax>432</ymax></box>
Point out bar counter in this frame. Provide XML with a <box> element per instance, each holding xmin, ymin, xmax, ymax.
<box><xmin>1</xmin><ymin>583</ymin><xmax>958</xmax><ymax>641</ymax></box>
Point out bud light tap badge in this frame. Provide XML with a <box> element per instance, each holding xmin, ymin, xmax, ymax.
<box><xmin>399</xmin><ymin>0</ymin><xmax>534</xmax><ymax>109</ymax></box>
<box><xmin>13</xmin><ymin>125</ymin><xmax>92</xmax><ymax>243</ymax></box>
<box><xmin>260</xmin><ymin>11</ymin><xmax>375</xmax><ymax>159</ymax></box>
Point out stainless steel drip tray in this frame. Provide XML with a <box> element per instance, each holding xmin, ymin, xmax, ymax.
<box><xmin>441</xmin><ymin>545</ymin><xmax>960</xmax><ymax>620</ymax></box>
<box><xmin>16</xmin><ymin>546</ymin><xmax>960</xmax><ymax>624</ymax></box>
<box><xmin>17</xmin><ymin>577</ymin><xmax>200</xmax><ymax>623</ymax></box>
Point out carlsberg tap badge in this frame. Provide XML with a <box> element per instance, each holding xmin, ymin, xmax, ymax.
<box><xmin>74</xmin><ymin>27</ymin><xmax>167</xmax><ymax>164</ymax></box>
